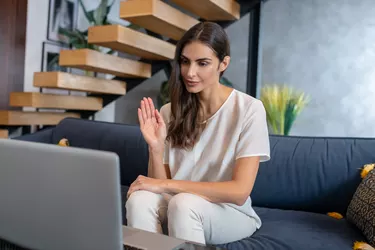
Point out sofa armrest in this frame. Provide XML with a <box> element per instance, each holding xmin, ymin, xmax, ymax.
<box><xmin>13</xmin><ymin>128</ymin><xmax>53</xmax><ymax>144</ymax></box>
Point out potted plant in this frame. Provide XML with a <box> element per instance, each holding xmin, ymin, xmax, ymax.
<box><xmin>59</xmin><ymin>0</ymin><xmax>115</xmax><ymax>53</ymax></box>
<box><xmin>260</xmin><ymin>84</ymin><xmax>310</xmax><ymax>135</ymax></box>
<box><xmin>56</xmin><ymin>0</ymin><xmax>140</xmax><ymax>76</ymax></box>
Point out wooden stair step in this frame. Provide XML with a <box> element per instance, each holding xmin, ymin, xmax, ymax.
<box><xmin>88</xmin><ymin>25</ymin><xmax>175</xmax><ymax>60</ymax></box>
<box><xmin>0</xmin><ymin>129</ymin><xmax>8</xmax><ymax>138</ymax></box>
<box><xmin>120</xmin><ymin>0</ymin><xmax>199</xmax><ymax>41</ymax></box>
<box><xmin>33</xmin><ymin>72</ymin><xmax>126</xmax><ymax>95</ymax></box>
<box><xmin>9</xmin><ymin>92</ymin><xmax>103</xmax><ymax>111</ymax></box>
<box><xmin>0</xmin><ymin>111</ymin><xmax>80</xmax><ymax>126</ymax></box>
<box><xmin>169</xmin><ymin>0</ymin><xmax>240</xmax><ymax>21</ymax></box>
<box><xmin>59</xmin><ymin>49</ymin><xmax>151</xmax><ymax>78</ymax></box>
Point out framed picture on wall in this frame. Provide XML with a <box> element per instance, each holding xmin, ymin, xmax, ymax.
<box><xmin>41</xmin><ymin>41</ymin><xmax>70</xmax><ymax>72</ymax></box>
<box><xmin>47</xmin><ymin>0</ymin><xmax>78</xmax><ymax>44</ymax></box>
<box><xmin>41</xmin><ymin>41</ymin><xmax>71</xmax><ymax>96</ymax></box>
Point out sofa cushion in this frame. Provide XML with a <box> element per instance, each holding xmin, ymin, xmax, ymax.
<box><xmin>217</xmin><ymin>207</ymin><xmax>365</xmax><ymax>250</ymax></box>
<box><xmin>121</xmin><ymin>186</ymin><xmax>364</xmax><ymax>250</ymax></box>
<box><xmin>252</xmin><ymin>135</ymin><xmax>375</xmax><ymax>215</ymax></box>
<box><xmin>346</xmin><ymin>167</ymin><xmax>375</xmax><ymax>246</ymax></box>
<box><xmin>121</xmin><ymin>186</ymin><xmax>129</xmax><ymax>226</ymax></box>
<box><xmin>52</xmin><ymin>118</ymin><xmax>149</xmax><ymax>187</ymax></box>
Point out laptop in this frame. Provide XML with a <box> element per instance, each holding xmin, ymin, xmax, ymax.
<box><xmin>0</xmin><ymin>139</ymin><xmax>215</xmax><ymax>250</ymax></box>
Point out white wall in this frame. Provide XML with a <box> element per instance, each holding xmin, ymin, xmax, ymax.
<box><xmin>24</xmin><ymin>0</ymin><xmax>49</xmax><ymax>93</ymax></box>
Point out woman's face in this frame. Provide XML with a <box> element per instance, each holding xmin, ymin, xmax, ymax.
<box><xmin>180</xmin><ymin>41</ymin><xmax>229</xmax><ymax>93</ymax></box>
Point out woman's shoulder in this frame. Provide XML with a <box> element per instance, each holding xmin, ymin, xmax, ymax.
<box><xmin>160</xmin><ymin>102</ymin><xmax>171</xmax><ymax>122</ymax></box>
<box><xmin>160</xmin><ymin>102</ymin><xmax>171</xmax><ymax>113</ymax></box>
<box><xmin>232</xmin><ymin>89</ymin><xmax>265</xmax><ymax>112</ymax></box>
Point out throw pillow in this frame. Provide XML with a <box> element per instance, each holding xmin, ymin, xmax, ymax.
<box><xmin>346</xmin><ymin>165</ymin><xmax>375</xmax><ymax>247</ymax></box>
<box><xmin>58</xmin><ymin>138</ymin><xmax>70</xmax><ymax>147</ymax></box>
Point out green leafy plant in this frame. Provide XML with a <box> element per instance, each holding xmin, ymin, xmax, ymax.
<box><xmin>219</xmin><ymin>76</ymin><xmax>234</xmax><ymax>88</ymax></box>
<box><xmin>58</xmin><ymin>0</ymin><xmax>115</xmax><ymax>53</ymax></box>
<box><xmin>55</xmin><ymin>0</ymin><xmax>141</xmax><ymax>76</ymax></box>
<box><xmin>157</xmin><ymin>76</ymin><xmax>234</xmax><ymax>108</ymax></box>
<box><xmin>260</xmin><ymin>84</ymin><xmax>310</xmax><ymax>135</ymax></box>
<box><xmin>58</xmin><ymin>0</ymin><xmax>140</xmax><ymax>52</ymax></box>
<box><xmin>157</xmin><ymin>80</ymin><xmax>170</xmax><ymax>109</ymax></box>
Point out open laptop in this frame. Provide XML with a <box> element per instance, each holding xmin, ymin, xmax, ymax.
<box><xmin>0</xmin><ymin>139</ymin><xmax>215</xmax><ymax>250</ymax></box>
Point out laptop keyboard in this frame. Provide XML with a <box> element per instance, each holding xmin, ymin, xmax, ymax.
<box><xmin>123</xmin><ymin>244</ymin><xmax>146</xmax><ymax>250</ymax></box>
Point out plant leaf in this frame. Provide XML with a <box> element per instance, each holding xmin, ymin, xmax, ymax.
<box><xmin>106</xmin><ymin>49</ymin><xmax>116</xmax><ymax>55</ymax></box>
<box><xmin>220</xmin><ymin>76</ymin><xmax>233</xmax><ymax>87</ymax></box>
<box><xmin>69</xmin><ymin>36</ymin><xmax>81</xmax><ymax>45</ymax></box>
<box><xmin>102</xmin><ymin>0</ymin><xmax>114</xmax><ymax>25</ymax></box>
<box><xmin>59</xmin><ymin>28</ymin><xmax>84</xmax><ymax>46</ymax></box>
<box><xmin>72</xmin><ymin>30</ymin><xmax>87</xmax><ymax>48</ymax></box>
<box><xmin>103</xmin><ymin>19</ymin><xmax>112</xmax><ymax>25</ymax></box>
<box><xmin>59</xmin><ymin>28</ymin><xmax>88</xmax><ymax>49</ymax></box>
<box><xmin>284</xmin><ymin>99</ymin><xmax>297</xmax><ymax>135</ymax></box>
<box><xmin>58</xmin><ymin>27</ymin><xmax>76</xmax><ymax>38</ymax></box>
<box><xmin>158</xmin><ymin>80</ymin><xmax>170</xmax><ymax>108</ymax></box>
<box><xmin>107</xmin><ymin>0</ymin><xmax>115</xmax><ymax>14</ymax></box>
<box><xmin>127</xmin><ymin>23</ymin><xmax>142</xmax><ymax>30</ymax></box>
<box><xmin>78</xmin><ymin>0</ymin><xmax>95</xmax><ymax>24</ymax></box>
<box><xmin>94</xmin><ymin>0</ymin><xmax>108</xmax><ymax>25</ymax></box>
<box><xmin>260</xmin><ymin>84</ymin><xmax>309</xmax><ymax>135</ymax></box>
<box><xmin>87</xmin><ymin>43</ymin><xmax>97</xmax><ymax>50</ymax></box>
<box><xmin>81</xmin><ymin>30</ymin><xmax>88</xmax><ymax>36</ymax></box>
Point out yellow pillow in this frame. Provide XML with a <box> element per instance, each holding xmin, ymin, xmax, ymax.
<box><xmin>58</xmin><ymin>138</ymin><xmax>70</xmax><ymax>147</ymax></box>
<box><xmin>346</xmin><ymin>164</ymin><xmax>375</xmax><ymax>248</ymax></box>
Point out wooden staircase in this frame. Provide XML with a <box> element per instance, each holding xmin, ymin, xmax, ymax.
<box><xmin>119</xmin><ymin>0</ymin><xmax>200</xmax><ymax>41</ymax></box>
<box><xmin>0</xmin><ymin>0</ymin><xmax>243</xmax><ymax>137</ymax></box>
<box><xmin>0</xmin><ymin>111</ymin><xmax>80</xmax><ymax>126</ymax></box>
<box><xmin>59</xmin><ymin>49</ymin><xmax>152</xmax><ymax>78</ymax></box>
<box><xmin>0</xmin><ymin>130</ymin><xmax>8</xmax><ymax>139</ymax></box>
<box><xmin>33</xmin><ymin>72</ymin><xmax>126</xmax><ymax>95</ymax></box>
<box><xmin>10</xmin><ymin>92</ymin><xmax>103</xmax><ymax>111</ymax></box>
<box><xmin>87</xmin><ymin>25</ymin><xmax>176</xmax><ymax>60</ymax></box>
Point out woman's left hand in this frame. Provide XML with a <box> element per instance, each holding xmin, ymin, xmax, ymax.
<box><xmin>127</xmin><ymin>175</ymin><xmax>167</xmax><ymax>198</ymax></box>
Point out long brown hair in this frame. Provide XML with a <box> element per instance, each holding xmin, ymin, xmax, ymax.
<box><xmin>166</xmin><ymin>22</ymin><xmax>230</xmax><ymax>150</ymax></box>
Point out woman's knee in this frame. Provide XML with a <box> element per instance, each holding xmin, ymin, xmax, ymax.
<box><xmin>167</xmin><ymin>193</ymin><xmax>206</xmax><ymax>217</ymax></box>
<box><xmin>125</xmin><ymin>190</ymin><xmax>162</xmax><ymax>212</ymax></box>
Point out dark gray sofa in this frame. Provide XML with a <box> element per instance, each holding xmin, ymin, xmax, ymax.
<box><xmin>14</xmin><ymin>117</ymin><xmax>374</xmax><ymax>250</ymax></box>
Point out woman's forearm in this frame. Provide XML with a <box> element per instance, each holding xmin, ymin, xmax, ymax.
<box><xmin>148</xmin><ymin>148</ymin><xmax>170</xmax><ymax>180</ymax></box>
<box><xmin>163</xmin><ymin>180</ymin><xmax>248</xmax><ymax>206</ymax></box>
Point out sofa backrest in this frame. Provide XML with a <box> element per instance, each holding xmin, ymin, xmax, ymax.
<box><xmin>52</xmin><ymin>118</ymin><xmax>149</xmax><ymax>187</ymax></box>
<box><xmin>251</xmin><ymin>135</ymin><xmax>375</xmax><ymax>215</ymax></box>
<box><xmin>51</xmin><ymin>118</ymin><xmax>375</xmax><ymax>215</ymax></box>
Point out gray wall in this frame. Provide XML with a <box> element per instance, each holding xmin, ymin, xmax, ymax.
<box><xmin>260</xmin><ymin>0</ymin><xmax>375</xmax><ymax>137</ymax></box>
<box><xmin>114</xmin><ymin>13</ymin><xmax>250</xmax><ymax>124</ymax></box>
<box><xmin>115</xmin><ymin>70</ymin><xmax>168</xmax><ymax>124</ymax></box>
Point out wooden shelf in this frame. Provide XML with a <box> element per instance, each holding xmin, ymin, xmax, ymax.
<box><xmin>59</xmin><ymin>49</ymin><xmax>151</xmax><ymax>78</ymax></box>
<box><xmin>169</xmin><ymin>0</ymin><xmax>240</xmax><ymax>21</ymax></box>
<box><xmin>88</xmin><ymin>25</ymin><xmax>175</xmax><ymax>60</ymax></box>
<box><xmin>9</xmin><ymin>92</ymin><xmax>103</xmax><ymax>111</ymax></box>
<box><xmin>0</xmin><ymin>129</ymin><xmax>8</xmax><ymax>138</ymax></box>
<box><xmin>120</xmin><ymin>0</ymin><xmax>199</xmax><ymax>41</ymax></box>
<box><xmin>0</xmin><ymin>111</ymin><xmax>80</xmax><ymax>126</ymax></box>
<box><xmin>33</xmin><ymin>72</ymin><xmax>126</xmax><ymax>95</ymax></box>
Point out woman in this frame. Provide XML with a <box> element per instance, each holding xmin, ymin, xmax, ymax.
<box><xmin>126</xmin><ymin>21</ymin><xmax>270</xmax><ymax>246</ymax></box>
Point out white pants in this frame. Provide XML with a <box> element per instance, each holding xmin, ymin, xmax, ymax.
<box><xmin>125</xmin><ymin>190</ymin><xmax>258</xmax><ymax>245</ymax></box>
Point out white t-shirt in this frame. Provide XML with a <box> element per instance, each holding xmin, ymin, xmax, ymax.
<box><xmin>160</xmin><ymin>89</ymin><xmax>271</xmax><ymax>228</ymax></box>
